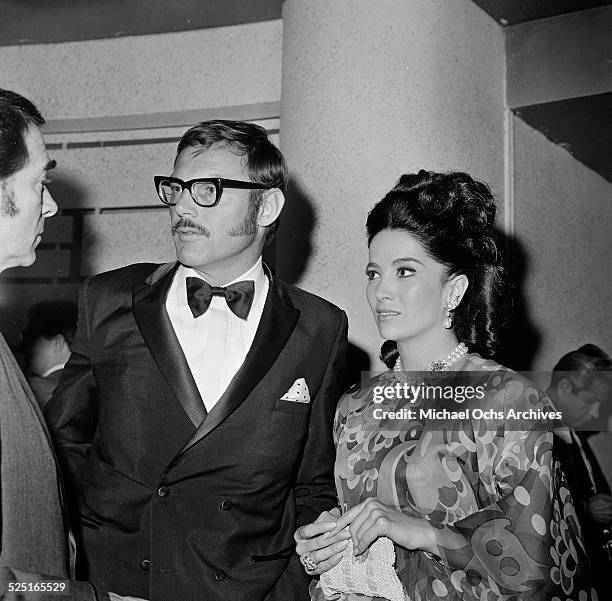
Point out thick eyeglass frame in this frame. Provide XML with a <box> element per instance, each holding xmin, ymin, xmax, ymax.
<box><xmin>154</xmin><ymin>176</ymin><xmax>271</xmax><ymax>208</ymax></box>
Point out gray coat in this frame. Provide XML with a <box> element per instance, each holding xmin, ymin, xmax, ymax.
<box><xmin>0</xmin><ymin>333</ymin><xmax>96</xmax><ymax>600</ymax></box>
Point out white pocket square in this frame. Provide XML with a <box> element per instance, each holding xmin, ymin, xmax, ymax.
<box><xmin>281</xmin><ymin>378</ymin><xmax>310</xmax><ymax>403</ymax></box>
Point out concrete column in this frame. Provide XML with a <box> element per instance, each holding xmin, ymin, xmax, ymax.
<box><xmin>278</xmin><ymin>0</ymin><xmax>505</xmax><ymax>367</ymax></box>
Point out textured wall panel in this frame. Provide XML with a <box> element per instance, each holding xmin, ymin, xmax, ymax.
<box><xmin>82</xmin><ymin>210</ymin><xmax>175</xmax><ymax>276</ymax></box>
<box><xmin>47</xmin><ymin>141</ymin><xmax>177</xmax><ymax>211</ymax></box>
<box><xmin>513</xmin><ymin>116</ymin><xmax>612</xmax><ymax>371</ymax></box>
<box><xmin>0</xmin><ymin>21</ymin><xmax>282</xmax><ymax>120</ymax></box>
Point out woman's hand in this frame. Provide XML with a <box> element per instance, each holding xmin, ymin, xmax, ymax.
<box><xmin>330</xmin><ymin>497</ymin><xmax>438</xmax><ymax>556</ymax></box>
<box><xmin>294</xmin><ymin>507</ymin><xmax>352</xmax><ymax>575</ymax></box>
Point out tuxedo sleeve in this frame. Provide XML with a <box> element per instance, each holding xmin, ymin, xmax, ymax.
<box><xmin>44</xmin><ymin>279</ymin><xmax>97</xmax><ymax>515</ymax></box>
<box><xmin>293</xmin><ymin>311</ymin><xmax>348</xmax><ymax>528</ymax></box>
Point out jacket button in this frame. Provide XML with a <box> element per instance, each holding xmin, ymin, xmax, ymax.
<box><xmin>157</xmin><ymin>486</ymin><xmax>170</xmax><ymax>498</ymax></box>
<box><xmin>220</xmin><ymin>499</ymin><xmax>233</xmax><ymax>511</ymax></box>
<box><xmin>140</xmin><ymin>559</ymin><xmax>150</xmax><ymax>571</ymax></box>
<box><xmin>214</xmin><ymin>570</ymin><xmax>226</xmax><ymax>582</ymax></box>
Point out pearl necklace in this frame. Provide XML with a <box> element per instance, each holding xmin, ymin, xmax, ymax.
<box><xmin>393</xmin><ymin>342</ymin><xmax>468</xmax><ymax>374</ymax></box>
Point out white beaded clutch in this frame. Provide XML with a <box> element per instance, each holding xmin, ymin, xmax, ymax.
<box><xmin>319</xmin><ymin>537</ymin><xmax>405</xmax><ymax>601</ymax></box>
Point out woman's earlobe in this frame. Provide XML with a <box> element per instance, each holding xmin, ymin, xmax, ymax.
<box><xmin>450</xmin><ymin>274</ymin><xmax>469</xmax><ymax>305</ymax></box>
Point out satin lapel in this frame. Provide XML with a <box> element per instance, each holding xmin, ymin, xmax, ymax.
<box><xmin>180</xmin><ymin>277</ymin><xmax>299</xmax><ymax>453</ymax></box>
<box><xmin>132</xmin><ymin>263</ymin><xmax>206</xmax><ymax>428</ymax></box>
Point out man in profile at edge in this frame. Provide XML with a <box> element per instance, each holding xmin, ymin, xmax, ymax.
<box><xmin>0</xmin><ymin>87</ymin><xmax>141</xmax><ymax>601</ymax></box>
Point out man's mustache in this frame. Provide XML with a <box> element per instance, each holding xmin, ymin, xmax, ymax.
<box><xmin>171</xmin><ymin>218</ymin><xmax>210</xmax><ymax>236</ymax></box>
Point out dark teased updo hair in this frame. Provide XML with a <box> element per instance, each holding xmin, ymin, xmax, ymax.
<box><xmin>366</xmin><ymin>170</ymin><xmax>505</xmax><ymax>368</ymax></box>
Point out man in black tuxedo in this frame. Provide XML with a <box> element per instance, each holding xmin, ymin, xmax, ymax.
<box><xmin>548</xmin><ymin>344</ymin><xmax>612</xmax><ymax>599</ymax></box>
<box><xmin>46</xmin><ymin>120</ymin><xmax>348</xmax><ymax>601</ymax></box>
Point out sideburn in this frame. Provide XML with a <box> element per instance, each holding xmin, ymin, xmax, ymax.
<box><xmin>0</xmin><ymin>181</ymin><xmax>19</xmax><ymax>217</ymax></box>
<box><xmin>227</xmin><ymin>191</ymin><xmax>261</xmax><ymax>237</ymax></box>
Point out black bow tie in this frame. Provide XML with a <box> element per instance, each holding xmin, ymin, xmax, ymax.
<box><xmin>186</xmin><ymin>277</ymin><xmax>255</xmax><ymax>320</ymax></box>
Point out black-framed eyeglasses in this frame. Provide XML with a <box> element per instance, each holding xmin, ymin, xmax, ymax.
<box><xmin>154</xmin><ymin>176</ymin><xmax>270</xmax><ymax>208</ymax></box>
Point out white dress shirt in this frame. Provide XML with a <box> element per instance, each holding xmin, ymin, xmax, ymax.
<box><xmin>41</xmin><ymin>361</ymin><xmax>66</xmax><ymax>378</ymax></box>
<box><xmin>165</xmin><ymin>259</ymin><xmax>269</xmax><ymax>412</ymax></box>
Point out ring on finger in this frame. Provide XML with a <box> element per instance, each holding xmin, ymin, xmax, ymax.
<box><xmin>300</xmin><ymin>552</ymin><xmax>318</xmax><ymax>572</ymax></box>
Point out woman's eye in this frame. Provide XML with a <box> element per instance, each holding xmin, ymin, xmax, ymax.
<box><xmin>397</xmin><ymin>267</ymin><xmax>415</xmax><ymax>277</ymax></box>
<box><xmin>365</xmin><ymin>270</ymin><xmax>379</xmax><ymax>281</ymax></box>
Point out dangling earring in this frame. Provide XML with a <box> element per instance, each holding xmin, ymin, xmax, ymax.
<box><xmin>443</xmin><ymin>297</ymin><xmax>458</xmax><ymax>329</ymax></box>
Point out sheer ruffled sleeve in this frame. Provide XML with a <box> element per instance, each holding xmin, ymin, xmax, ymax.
<box><xmin>428</xmin><ymin>373</ymin><xmax>592</xmax><ymax>600</ymax></box>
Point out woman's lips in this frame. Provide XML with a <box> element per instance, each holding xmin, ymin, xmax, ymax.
<box><xmin>376</xmin><ymin>310</ymin><xmax>401</xmax><ymax>321</ymax></box>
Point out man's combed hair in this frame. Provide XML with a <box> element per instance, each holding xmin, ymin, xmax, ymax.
<box><xmin>0</xmin><ymin>89</ymin><xmax>45</xmax><ymax>180</ymax></box>
<box><xmin>21</xmin><ymin>300</ymin><xmax>79</xmax><ymax>351</ymax></box>
<box><xmin>177</xmin><ymin>119</ymin><xmax>287</xmax><ymax>191</ymax></box>
<box><xmin>550</xmin><ymin>344</ymin><xmax>612</xmax><ymax>390</ymax></box>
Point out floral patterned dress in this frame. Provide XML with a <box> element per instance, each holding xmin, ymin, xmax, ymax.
<box><xmin>312</xmin><ymin>354</ymin><xmax>595</xmax><ymax>601</ymax></box>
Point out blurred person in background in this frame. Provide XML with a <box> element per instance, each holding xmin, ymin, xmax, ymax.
<box><xmin>21</xmin><ymin>300</ymin><xmax>78</xmax><ymax>409</ymax></box>
<box><xmin>548</xmin><ymin>343</ymin><xmax>612</xmax><ymax>598</ymax></box>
